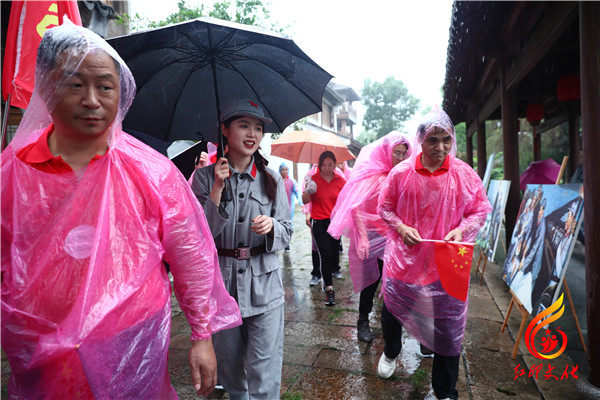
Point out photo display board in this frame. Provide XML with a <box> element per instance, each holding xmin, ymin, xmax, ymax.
<box><xmin>502</xmin><ymin>184</ymin><xmax>584</xmax><ymax>316</ymax></box>
<box><xmin>476</xmin><ymin>179</ymin><xmax>510</xmax><ymax>260</ymax></box>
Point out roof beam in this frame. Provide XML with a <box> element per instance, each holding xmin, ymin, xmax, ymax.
<box><xmin>506</xmin><ymin>2</ymin><xmax>578</xmax><ymax>90</ymax></box>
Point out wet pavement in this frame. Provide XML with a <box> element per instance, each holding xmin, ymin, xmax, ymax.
<box><xmin>1</xmin><ymin>208</ymin><xmax>586</xmax><ymax>399</ymax></box>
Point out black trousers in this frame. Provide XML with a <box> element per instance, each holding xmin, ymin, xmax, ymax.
<box><xmin>311</xmin><ymin>218</ymin><xmax>340</xmax><ymax>287</ymax></box>
<box><xmin>381</xmin><ymin>303</ymin><xmax>460</xmax><ymax>400</ymax></box>
<box><xmin>358</xmin><ymin>258</ymin><xmax>384</xmax><ymax>318</ymax></box>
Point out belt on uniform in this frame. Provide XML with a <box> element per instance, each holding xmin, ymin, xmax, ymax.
<box><xmin>216</xmin><ymin>244</ymin><xmax>266</xmax><ymax>260</ymax></box>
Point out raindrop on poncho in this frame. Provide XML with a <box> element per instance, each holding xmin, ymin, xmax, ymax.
<box><xmin>1</xmin><ymin>20</ymin><xmax>241</xmax><ymax>399</ymax></box>
<box><xmin>377</xmin><ymin>108</ymin><xmax>491</xmax><ymax>356</ymax></box>
<box><xmin>328</xmin><ymin>131</ymin><xmax>412</xmax><ymax>293</ymax></box>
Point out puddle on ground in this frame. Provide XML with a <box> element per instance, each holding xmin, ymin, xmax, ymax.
<box><xmin>399</xmin><ymin>331</ymin><xmax>424</xmax><ymax>375</ymax></box>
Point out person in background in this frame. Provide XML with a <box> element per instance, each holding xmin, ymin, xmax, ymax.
<box><xmin>192</xmin><ymin>99</ymin><xmax>292</xmax><ymax>399</ymax></box>
<box><xmin>279</xmin><ymin>162</ymin><xmax>302</xmax><ymax>251</ymax></box>
<box><xmin>376</xmin><ymin>108</ymin><xmax>491</xmax><ymax>399</ymax></box>
<box><xmin>187</xmin><ymin>142</ymin><xmax>218</xmax><ymax>186</ymax></box>
<box><xmin>302</xmin><ymin>151</ymin><xmax>346</xmax><ymax>306</ymax></box>
<box><xmin>1</xmin><ymin>21</ymin><xmax>241</xmax><ymax>399</ymax></box>
<box><xmin>337</xmin><ymin>160</ymin><xmax>353</xmax><ymax>180</ymax></box>
<box><xmin>329</xmin><ymin>131</ymin><xmax>412</xmax><ymax>343</ymax></box>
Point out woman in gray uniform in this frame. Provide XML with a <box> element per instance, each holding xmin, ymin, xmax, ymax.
<box><xmin>192</xmin><ymin>99</ymin><xmax>292</xmax><ymax>400</ymax></box>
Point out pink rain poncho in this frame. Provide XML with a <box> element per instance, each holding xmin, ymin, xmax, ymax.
<box><xmin>1</xmin><ymin>21</ymin><xmax>241</xmax><ymax>399</ymax></box>
<box><xmin>377</xmin><ymin>108</ymin><xmax>491</xmax><ymax>356</ymax></box>
<box><xmin>328</xmin><ymin>131</ymin><xmax>412</xmax><ymax>293</ymax></box>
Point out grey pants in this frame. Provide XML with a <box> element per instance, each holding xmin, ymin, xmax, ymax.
<box><xmin>213</xmin><ymin>304</ymin><xmax>284</xmax><ymax>400</ymax></box>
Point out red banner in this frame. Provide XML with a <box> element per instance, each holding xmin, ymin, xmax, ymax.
<box><xmin>434</xmin><ymin>241</ymin><xmax>474</xmax><ymax>301</ymax></box>
<box><xmin>2</xmin><ymin>1</ymin><xmax>82</xmax><ymax>109</ymax></box>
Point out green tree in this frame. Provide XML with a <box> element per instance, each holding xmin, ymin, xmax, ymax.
<box><xmin>361</xmin><ymin>76</ymin><xmax>420</xmax><ymax>139</ymax></box>
<box><xmin>454</xmin><ymin>122</ymin><xmax>467</xmax><ymax>160</ymax></box>
<box><xmin>356</xmin><ymin>129</ymin><xmax>378</xmax><ymax>145</ymax></box>
<box><xmin>124</xmin><ymin>0</ymin><xmax>285</xmax><ymax>33</ymax></box>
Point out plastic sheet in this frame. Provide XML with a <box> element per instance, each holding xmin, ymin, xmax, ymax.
<box><xmin>377</xmin><ymin>108</ymin><xmax>491</xmax><ymax>356</ymax></box>
<box><xmin>1</xmin><ymin>21</ymin><xmax>241</xmax><ymax>399</ymax></box>
<box><xmin>328</xmin><ymin>131</ymin><xmax>412</xmax><ymax>293</ymax></box>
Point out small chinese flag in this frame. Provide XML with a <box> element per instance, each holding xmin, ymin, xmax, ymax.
<box><xmin>2</xmin><ymin>1</ymin><xmax>82</xmax><ymax>109</ymax></box>
<box><xmin>434</xmin><ymin>241</ymin><xmax>474</xmax><ymax>301</ymax></box>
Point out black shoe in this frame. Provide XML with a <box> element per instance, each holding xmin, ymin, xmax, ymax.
<box><xmin>357</xmin><ymin>319</ymin><xmax>374</xmax><ymax>343</ymax></box>
<box><xmin>325</xmin><ymin>289</ymin><xmax>335</xmax><ymax>306</ymax></box>
<box><xmin>420</xmin><ymin>343</ymin><xmax>434</xmax><ymax>357</ymax></box>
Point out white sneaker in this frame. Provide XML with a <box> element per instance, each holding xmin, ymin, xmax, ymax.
<box><xmin>309</xmin><ymin>276</ymin><xmax>321</xmax><ymax>286</ymax></box>
<box><xmin>377</xmin><ymin>353</ymin><xmax>396</xmax><ymax>378</ymax></box>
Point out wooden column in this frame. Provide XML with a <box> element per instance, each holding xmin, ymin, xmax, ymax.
<box><xmin>466</xmin><ymin>133</ymin><xmax>474</xmax><ymax>167</ymax></box>
<box><xmin>476</xmin><ymin>120</ymin><xmax>487</xmax><ymax>178</ymax></box>
<box><xmin>580</xmin><ymin>1</ymin><xmax>600</xmax><ymax>387</ymax></box>
<box><xmin>568</xmin><ymin>103</ymin><xmax>581</xmax><ymax>180</ymax></box>
<box><xmin>501</xmin><ymin>58</ymin><xmax>520</xmax><ymax>241</ymax></box>
<box><xmin>533</xmin><ymin>125</ymin><xmax>542</xmax><ymax>161</ymax></box>
<box><xmin>293</xmin><ymin>162</ymin><xmax>299</xmax><ymax>183</ymax></box>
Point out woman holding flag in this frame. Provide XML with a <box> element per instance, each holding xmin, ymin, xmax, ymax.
<box><xmin>376</xmin><ymin>108</ymin><xmax>491</xmax><ymax>400</ymax></box>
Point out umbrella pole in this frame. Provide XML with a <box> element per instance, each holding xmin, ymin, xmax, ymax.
<box><xmin>1</xmin><ymin>94</ymin><xmax>12</xmax><ymax>151</ymax></box>
<box><xmin>209</xmin><ymin>27</ymin><xmax>232</xmax><ymax>203</ymax></box>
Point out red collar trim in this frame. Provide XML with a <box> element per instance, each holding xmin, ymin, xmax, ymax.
<box><xmin>415</xmin><ymin>152</ymin><xmax>450</xmax><ymax>176</ymax></box>
<box><xmin>18</xmin><ymin>124</ymin><xmax>107</xmax><ymax>167</ymax></box>
<box><xmin>21</xmin><ymin>125</ymin><xmax>56</xmax><ymax>164</ymax></box>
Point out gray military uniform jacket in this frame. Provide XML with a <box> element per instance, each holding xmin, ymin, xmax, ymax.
<box><xmin>192</xmin><ymin>158</ymin><xmax>292</xmax><ymax>318</ymax></box>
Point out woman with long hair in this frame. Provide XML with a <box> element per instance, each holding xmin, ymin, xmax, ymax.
<box><xmin>192</xmin><ymin>99</ymin><xmax>292</xmax><ymax>399</ymax></box>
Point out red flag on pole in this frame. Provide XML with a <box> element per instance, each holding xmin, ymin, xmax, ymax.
<box><xmin>434</xmin><ymin>241</ymin><xmax>474</xmax><ymax>302</ymax></box>
<box><xmin>2</xmin><ymin>1</ymin><xmax>82</xmax><ymax>109</ymax></box>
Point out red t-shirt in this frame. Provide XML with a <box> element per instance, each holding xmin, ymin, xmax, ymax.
<box><xmin>310</xmin><ymin>172</ymin><xmax>345</xmax><ymax>220</ymax></box>
<box><xmin>415</xmin><ymin>152</ymin><xmax>450</xmax><ymax>177</ymax></box>
<box><xmin>16</xmin><ymin>125</ymin><xmax>104</xmax><ymax>174</ymax></box>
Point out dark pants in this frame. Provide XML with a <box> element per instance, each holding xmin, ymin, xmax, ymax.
<box><xmin>311</xmin><ymin>218</ymin><xmax>340</xmax><ymax>287</ymax></box>
<box><xmin>310</xmin><ymin>235</ymin><xmax>321</xmax><ymax>278</ymax></box>
<box><xmin>358</xmin><ymin>258</ymin><xmax>384</xmax><ymax>319</ymax></box>
<box><xmin>381</xmin><ymin>303</ymin><xmax>460</xmax><ymax>400</ymax></box>
<box><xmin>311</xmin><ymin>250</ymin><xmax>321</xmax><ymax>278</ymax></box>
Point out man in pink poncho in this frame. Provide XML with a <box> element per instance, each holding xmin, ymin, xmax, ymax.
<box><xmin>1</xmin><ymin>21</ymin><xmax>241</xmax><ymax>399</ymax></box>
<box><xmin>376</xmin><ymin>108</ymin><xmax>491</xmax><ymax>399</ymax></box>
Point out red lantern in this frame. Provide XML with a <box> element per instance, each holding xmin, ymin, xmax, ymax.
<box><xmin>526</xmin><ymin>103</ymin><xmax>544</xmax><ymax>123</ymax></box>
<box><xmin>557</xmin><ymin>75</ymin><xmax>581</xmax><ymax>101</ymax></box>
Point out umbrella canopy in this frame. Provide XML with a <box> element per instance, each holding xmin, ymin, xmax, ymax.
<box><xmin>107</xmin><ymin>17</ymin><xmax>332</xmax><ymax>143</ymax></box>
<box><xmin>270</xmin><ymin>129</ymin><xmax>355</xmax><ymax>164</ymax></box>
<box><xmin>519</xmin><ymin>158</ymin><xmax>562</xmax><ymax>190</ymax></box>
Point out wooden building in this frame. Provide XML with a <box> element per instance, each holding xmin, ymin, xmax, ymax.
<box><xmin>443</xmin><ymin>1</ymin><xmax>599</xmax><ymax>389</ymax></box>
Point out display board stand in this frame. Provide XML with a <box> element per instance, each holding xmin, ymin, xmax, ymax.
<box><xmin>474</xmin><ymin>247</ymin><xmax>488</xmax><ymax>284</ymax></box>
<box><xmin>500</xmin><ymin>156</ymin><xmax>586</xmax><ymax>358</ymax></box>
<box><xmin>501</xmin><ymin>289</ymin><xmax>530</xmax><ymax>359</ymax></box>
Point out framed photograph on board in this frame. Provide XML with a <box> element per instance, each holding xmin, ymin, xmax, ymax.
<box><xmin>502</xmin><ymin>183</ymin><xmax>583</xmax><ymax>316</ymax></box>
<box><xmin>484</xmin><ymin>180</ymin><xmax>511</xmax><ymax>262</ymax></box>
<box><xmin>482</xmin><ymin>153</ymin><xmax>496</xmax><ymax>191</ymax></box>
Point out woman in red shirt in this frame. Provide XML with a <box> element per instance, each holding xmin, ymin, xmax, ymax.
<box><xmin>302</xmin><ymin>151</ymin><xmax>346</xmax><ymax>306</ymax></box>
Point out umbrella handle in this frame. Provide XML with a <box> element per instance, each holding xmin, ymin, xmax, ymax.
<box><xmin>221</xmin><ymin>179</ymin><xmax>233</xmax><ymax>203</ymax></box>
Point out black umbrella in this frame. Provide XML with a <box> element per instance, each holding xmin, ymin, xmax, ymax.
<box><xmin>107</xmin><ymin>17</ymin><xmax>333</xmax><ymax>144</ymax></box>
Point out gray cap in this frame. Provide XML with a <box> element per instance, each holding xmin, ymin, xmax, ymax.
<box><xmin>220</xmin><ymin>99</ymin><xmax>273</xmax><ymax>126</ymax></box>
